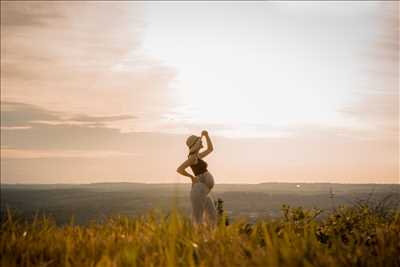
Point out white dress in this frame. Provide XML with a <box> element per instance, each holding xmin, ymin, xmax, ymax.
<box><xmin>190</xmin><ymin>171</ymin><xmax>218</xmax><ymax>227</ymax></box>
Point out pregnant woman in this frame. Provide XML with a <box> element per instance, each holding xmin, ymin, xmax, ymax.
<box><xmin>176</xmin><ymin>130</ymin><xmax>218</xmax><ymax>228</ymax></box>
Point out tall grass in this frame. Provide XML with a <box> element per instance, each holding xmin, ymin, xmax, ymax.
<box><xmin>1</xmin><ymin>204</ymin><xmax>399</xmax><ymax>267</ymax></box>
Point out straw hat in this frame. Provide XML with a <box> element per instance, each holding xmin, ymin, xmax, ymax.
<box><xmin>186</xmin><ymin>135</ymin><xmax>201</xmax><ymax>153</ymax></box>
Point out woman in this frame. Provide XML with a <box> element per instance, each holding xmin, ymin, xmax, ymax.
<box><xmin>176</xmin><ymin>130</ymin><xmax>218</xmax><ymax>228</ymax></box>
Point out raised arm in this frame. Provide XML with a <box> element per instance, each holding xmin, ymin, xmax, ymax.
<box><xmin>198</xmin><ymin>130</ymin><xmax>213</xmax><ymax>159</ymax></box>
<box><xmin>176</xmin><ymin>155</ymin><xmax>197</xmax><ymax>183</ymax></box>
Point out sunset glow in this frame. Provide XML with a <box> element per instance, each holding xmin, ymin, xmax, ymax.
<box><xmin>142</xmin><ymin>3</ymin><xmax>372</xmax><ymax>138</ymax></box>
<box><xmin>1</xmin><ymin>1</ymin><xmax>398</xmax><ymax>184</ymax></box>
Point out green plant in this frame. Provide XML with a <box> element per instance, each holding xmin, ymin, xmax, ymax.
<box><xmin>214</xmin><ymin>197</ymin><xmax>230</xmax><ymax>226</ymax></box>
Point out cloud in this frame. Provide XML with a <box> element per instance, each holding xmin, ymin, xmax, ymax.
<box><xmin>1</xmin><ymin>2</ymin><xmax>177</xmax><ymax>131</ymax></box>
<box><xmin>1</xmin><ymin>120</ymin><xmax>398</xmax><ymax>183</ymax></box>
<box><xmin>0</xmin><ymin>2</ymin><xmax>65</xmax><ymax>28</ymax></box>
<box><xmin>0</xmin><ymin>101</ymin><xmax>189</xmax><ymax>182</ymax></box>
<box><xmin>1</xmin><ymin>148</ymin><xmax>138</xmax><ymax>159</ymax></box>
<box><xmin>0</xmin><ymin>101</ymin><xmax>180</xmax><ymax>152</ymax></box>
<box><xmin>339</xmin><ymin>3</ymin><xmax>398</xmax><ymax>137</ymax></box>
<box><xmin>1</xmin><ymin>101</ymin><xmax>397</xmax><ymax>184</ymax></box>
<box><xmin>69</xmin><ymin>114</ymin><xmax>137</xmax><ymax>123</ymax></box>
<box><xmin>1</xmin><ymin>101</ymin><xmax>62</xmax><ymax>127</ymax></box>
<box><xmin>1</xmin><ymin>101</ymin><xmax>136</xmax><ymax>128</ymax></box>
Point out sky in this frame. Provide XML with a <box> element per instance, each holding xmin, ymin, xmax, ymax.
<box><xmin>1</xmin><ymin>1</ymin><xmax>398</xmax><ymax>184</ymax></box>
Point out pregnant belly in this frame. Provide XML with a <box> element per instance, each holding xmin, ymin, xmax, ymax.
<box><xmin>197</xmin><ymin>171</ymin><xmax>214</xmax><ymax>190</ymax></box>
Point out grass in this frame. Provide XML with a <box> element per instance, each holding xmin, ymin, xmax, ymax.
<box><xmin>1</xmin><ymin>203</ymin><xmax>399</xmax><ymax>267</ymax></box>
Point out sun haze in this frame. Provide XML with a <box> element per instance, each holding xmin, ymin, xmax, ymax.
<box><xmin>1</xmin><ymin>1</ymin><xmax>398</xmax><ymax>184</ymax></box>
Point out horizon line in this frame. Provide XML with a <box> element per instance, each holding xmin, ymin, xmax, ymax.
<box><xmin>2</xmin><ymin>181</ymin><xmax>399</xmax><ymax>186</ymax></box>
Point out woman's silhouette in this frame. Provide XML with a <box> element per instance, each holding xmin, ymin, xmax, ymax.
<box><xmin>176</xmin><ymin>130</ymin><xmax>218</xmax><ymax>228</ymax></box>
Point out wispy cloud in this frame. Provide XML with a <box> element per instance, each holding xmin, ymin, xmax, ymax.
<box><xmin>1</xmin><ymin>148</ymin><xmax>138</xmax><ymax>159</ymax></box>
<box><xmin>339</xmin><ymin>3</ymin><xmax>398</xmax><ymax>138</ymax></box>
<box><xmin>1</xmin><ymin>101</ymin><xmax>136</xmax><ymax>128</ymax></box>
<box><xmin>1</xmin><ymin>1</ymin><xmax>177</xmax><ymax>132</ymax></box>
<box><xmin>1</xmin><ymin>101</ymin><xmax>62</xmax><ymax>127</ymax></box>
<box><xmin>69</xmin><ymin>114</ymin><xmax>137</xmax><ymax>123</ymax></box>
<box><xmin>1</xmin><ymin>101</ymin><xmax>397</xmax><ymax>183</ymax></box>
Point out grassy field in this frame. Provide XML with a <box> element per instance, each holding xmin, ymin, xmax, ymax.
<box><xmin>1</xmin><ymin>201</ymin><xmax>399</xmax><ymax>267</ymax></box>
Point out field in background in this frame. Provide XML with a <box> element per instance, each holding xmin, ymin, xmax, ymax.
<box><xmin>1</xmin><ymin>183</ymin><xmax>399</xmax><ymax>224</ymax></box>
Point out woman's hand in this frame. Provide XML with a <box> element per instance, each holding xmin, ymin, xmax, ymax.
<box><xmin>191</xmin><ymin>175</ymin><xmax>199</xmax><ymax>184</ymax></box>
<box><xmin>201</xmin><ymin>130</ymin><xmax>208</xmax><ymax>137</ymax></box>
